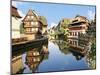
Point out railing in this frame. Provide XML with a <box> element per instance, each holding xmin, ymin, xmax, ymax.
<box><xmin>12</xmin><ymin>37</ymin><xmax>48</xmax><ymax>52</ymax></box>
<box><xmin>12</xmin><ymin>37</ymin><xmax>27</xmax><ymax>43</ymax></box>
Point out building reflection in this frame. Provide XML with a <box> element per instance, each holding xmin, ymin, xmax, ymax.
<box><xmin>68</xmin><ymin>39</ymin><xmax>96</xmax><ymax>67</ymax></box>
<box><xmin>25</xmin><ymin>48</ymin><xmax>43</xmax><ymax>72</ymax></box>
<box><xmin>12</xmin><ymin>42</ymin><xmax>48</xmax><ymax>74</ymax></box>
<box><xmin>11</xmin><ymin>55</ymin><xmax>25</xmax><ymax>75</ymax></box>
<box><xmin>53</xmin><ymin>40</ymin><xmax>70</xmax><ymax>55</ymax></box>
<box><xmin>41</xmin><ymin>44</ymin><xmax>49</xmax><ymax>54</ymax></box>
<box><xmin>53</xmin><ymin>39</ymin><xmax>86</xmax><ymax>60</ymax></box>
<box><xmin>70</xmin><ymin>50</ymin><xmax>84</xmax><ymax>60</ymax></box>
<box><xmin>68</xmin><ymin>39</ymin><xmax>87</xmax><ymax>53</ymax></box>
<box><xmin>68</xmin><ymin>39</ymin><xmax>87</xmax><ymax>60</ymax></box>
<box><xmin>25</xmin><ymin>44</ymin><xmax>49</xmax><ymax>73</ymax></box>
<box><xmin>54</xmin><ymin>39</ymin><xmax>96</xmax><ymax>69</ymax></box>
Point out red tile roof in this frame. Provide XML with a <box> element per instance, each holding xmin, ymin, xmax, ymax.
<box><xmin>11</xmin><ymin>6</ymin><xmax>22</xmax><ymax>18</ymax></box>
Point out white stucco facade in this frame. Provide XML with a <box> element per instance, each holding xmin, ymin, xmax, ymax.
<box><xmin>12</xmin><ymin>17</ymin><xmax>21</xmax><ymax>39</ymax></box>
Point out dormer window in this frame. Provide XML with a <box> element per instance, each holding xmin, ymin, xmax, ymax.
<box><xmin>27</xmin><ymin>16</ymin><xmax>30</xmax><ymax>19</ymax></box>
<box><xmin>72</xmin><ymin>19</ymin><xmax>78</xmax><ymax>22</ymax></box>
<box><xmin>31</xmin><ymin>16</ymin><xmax>34</xmax><ymax>19</ymax></box>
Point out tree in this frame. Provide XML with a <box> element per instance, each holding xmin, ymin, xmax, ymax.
<box><xmin>20</xmin><ymin>23</ymin><xmax>25</xmax><ymax>34</ymax></box>
<box><xmin>57</xmin><ymin>19</ymin><xmax>70</xmax><ymax>34</ymax></box>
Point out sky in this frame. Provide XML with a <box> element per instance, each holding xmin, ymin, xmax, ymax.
<box><xmin>12</xmin><ymin>1</ymin><xmax>96</xmax><ymax>29</ymax></box>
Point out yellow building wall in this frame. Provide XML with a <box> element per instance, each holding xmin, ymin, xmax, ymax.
<box><xmin>24</xmin><ymin>34</ymin><xmax>36</xmax><ymax>40</ymax></box>
<box><xmin>12</xmin><ymin>55</ymin><xmax>24</xmax><ymax>74</ymax></box>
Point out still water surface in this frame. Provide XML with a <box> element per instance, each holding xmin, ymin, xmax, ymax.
<box><xmin>12</xmin><ymin>40</ymin><xmax>90</xmax><ymax>74</ymax></box>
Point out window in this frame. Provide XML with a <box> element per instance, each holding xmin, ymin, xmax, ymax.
<box><xmin>75</xmin><ymin>32</ymin><xmax>77</xmax><ymax>36</ymax></box>
<box><xmin>75</xmin><ymin>41</ymin><xmax>77</xmax><ymax>45</ymax></box>
<box><xmin>32</xmin><ymin>28</ymin><xmax>38</xmax><ymax>32</ymax></box>
<box><xmin>26</xmin><ymin>28</ymin><xmax>31</xmax><ymax>32</ymax></box>
<box><xmin>73</xmin><ymin>32</ymin><xmax>74</xmax><ymax>36</ymax></box>
<box><xmin>27</xmin><ymin>16</ymin><xmax>30</xmax><ymax>19</ymax></box>
<box><xmin>35</xmin><ymin>28</ymin><xmax>38</xmax><ymax>31</ymax></box>
<box><xmin>32</xmin><ymin>28</ymin><xmax>35</xmax><ymax>32</ymax></box>
<box><xmin>35</xmin><ymin>22</ymin><xmax>38</xmax><ymax>25</ymax></box>
<box><xmin>24</xmin><ymin>22</ymin><xmax>29</xmax><ymax>26</ymax></box>
<box><xmin>31</xmin><ymin>22</ymin><xmax>38</xmax><ymax>26</ymax></box>
<box><xmin>31</xmin><ymin>22</ymin><xmax>34</xmax><ymax>25</ymax></box>
<box><xmin>31</xmin><ymin>16</ymin><xmax>34</xmax><ymax>19</ymax></box>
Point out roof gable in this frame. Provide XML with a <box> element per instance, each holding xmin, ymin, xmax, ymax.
<box><xmin>22</xmin><ymin>9</ymin><xmax>39</xmax><ymax>22</ymax></box>
<box><xmin>12</xmin><ymin>6</ymin><xmax>22</xmax><ymax>18</ymax></box>
<box><xmin>39</xmin><ymin>16</ymin><xmax>47</xmax><ymax>25</ymax></box>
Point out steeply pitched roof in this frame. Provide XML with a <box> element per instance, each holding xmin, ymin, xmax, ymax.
<box><xmin>70</xmin><ymin>15</ymin><xmax>89</xmax><ymax>25</ymax></box>
<box><xmin>39</xmin><ymin>16</ymin><xmax>47</xmax><ymax>26</ymax></box>
<box><xmin>22</xmin><ymin>9</ymin><xmax>48</xmax><ymax>26</ymax></box>
<box><xmin>22</xmin><ymin>9</ymin><xmax>39</xmax><ymax>22</ymax></box>
<box><xmin>11</xmin><ymin>5</ymin><xmax>22</xmax><ymax>18</ymax></box>
<box><xmin>75</xmin><ymin>15</ymin><xmax>87</xmax><ymax>19</ymax></box>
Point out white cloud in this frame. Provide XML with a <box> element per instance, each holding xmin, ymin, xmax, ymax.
<box><xmin>12</xmin><ymin>1</ymin><xmax>17</xmax><ymax>7</ymax></box>
<box><xmin>88</xmin><ymin>10</ymin><xmax>95</xmax><ymax>20</ymax></box>
<box><xmin>12</xmin><ymin>1</ymin><xmax>23</xmax><ymax>7</ymax></box>
<box><xmin>50</xmin><ymin>22</ymin><xmax>58</xmax><ymax>28</ymax></box>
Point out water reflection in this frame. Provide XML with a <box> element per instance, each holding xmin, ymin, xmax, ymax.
<box><xmin>11</xmin><ymin>55</ymin><xmax>25</xmax><ymax>74</ymax></box>
<box><xmin>68</xmin><ymin>39</ymin><xmax>96</xmax><ymax>69</ymax></box>
<box><xmin>12</xmin><ymin>43</ymin><xmax>49</xmax><ymax>74</ymax></box>
<box><xmin>12</xmin><ymin>38</ymin><xmax>96</xmax><ymax>74</ymax></box>
<box><xmin>25</xmin><ymin>47</ymin><xmax>49</xmax><ymax>73</ymax></box>
<box><xmin>53</xmin><ymin>39</ymin><xmax>95</xmax><ymax>68</ymax></box>
<box><xmin>68</xmin><ymin>39</ymin><xmax>86</xmax><ymax>60</ymax></box>
<box><xmin>52</xmin><ymin>40</ymin><xmax>70</xmax><ymax>55</ymax></box>
<box><xmin>25</xmin><ymin>48</ymin><xmax>43</xmax><ymax>72</ymax></box>
<box><xmin>52</xmin><ymin>39</ymin><xmax>85</xmax><ymax>61</ymax></box>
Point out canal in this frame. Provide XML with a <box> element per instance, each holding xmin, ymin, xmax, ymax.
<box><xmin>11</xmin><ymin>39</ymin><xmax>95</xmax><ymax>74</ymax></box>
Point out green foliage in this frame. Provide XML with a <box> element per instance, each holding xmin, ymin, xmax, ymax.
<box><xmin>91</xmin><ymin>38</ymin><xmax>96</xmax><ymax>53</ymax></box>
<box><xmin>86</xmin><ymin>17</ymin><xmax>96</xmax><ymax>69</ymax></box>
<box><xmin>86</xmin><ymin>19</ymin><xmax>96</xmax><ymax>37</ymax></box>
<box><xmin>56</xmin><ymin>19</ymin><xmax>70</xmax><ymax>36</ymax></box>
<box><xmin>20</xmin><ymin>23</ymin><xmax>25</xmax><ymax>34</ymax></box>
<box><xmin>54</xmin><ymin>40</ymin><xmax>69</xmax><ymax>54</ymax></box>
<box><xmin>88</xmin><ymin>38</ymin><xmax>96</xmax><ymax>69</ymax></box>
<box><xmin>49</xmin><ymin>19</ymin><xmax>71</xmax><ymax>40</ymax></box>
<box><xmin>39</xmin><ymin>16</ymin><xmax>47</xmax><ymax>25</ymax></box>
